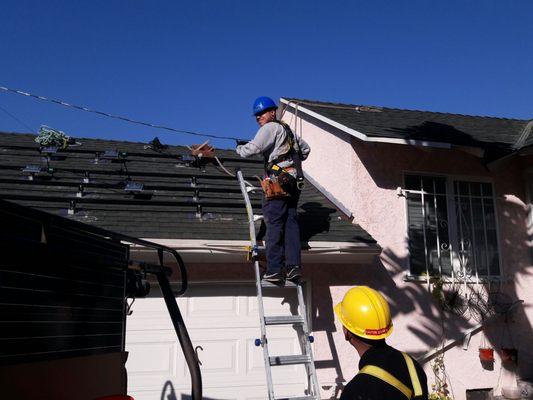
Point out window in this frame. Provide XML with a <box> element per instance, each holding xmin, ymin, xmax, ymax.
<box><xmin>404</xmin><ymin>175</ymin><xmax>501</xmax><ymax>279</ymax></box>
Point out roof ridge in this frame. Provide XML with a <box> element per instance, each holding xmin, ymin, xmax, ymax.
<box><xmin>281</xmin><ymin>97</ymin><xmax>530</xmax><ymax>123</ymax></box>
<box><xmin>0</xmin><ymin>130</ymin><xmax>241</xmax><ymax>152</ymax></box>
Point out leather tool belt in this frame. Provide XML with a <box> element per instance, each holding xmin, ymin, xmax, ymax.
<box><xmin>260</xmin><ymin>177</ymin><xmax>288</xmax><ymax>199</ymax></box>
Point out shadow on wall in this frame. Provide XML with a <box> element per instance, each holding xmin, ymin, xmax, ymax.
<box><xmin>346</xmin><ymin>140</ymin><xmax>533</xmax><ymax>382</ymax></box>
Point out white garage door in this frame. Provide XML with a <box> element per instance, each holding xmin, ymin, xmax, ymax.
<box><xmin>125</xmin><ymin>283</ymin><xmax>312</xmax><ymax>400</ymax></box>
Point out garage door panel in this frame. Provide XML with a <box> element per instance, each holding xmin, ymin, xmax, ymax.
<box><xmin>126</xmin><ymin>283</ymin><xmax>309</xmax><ymax>400</ymax></box>
<box><xmin>186</xmin><ymin>295</ymin><xmax>239</xmax><ymax>319</ymax></box>
<box><xmin>182</xmin><ymin>337</ymin><xmax>238</xmax><ymax>378</ymax></box>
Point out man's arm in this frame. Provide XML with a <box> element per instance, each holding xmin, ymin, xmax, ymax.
<box><xmin>236</xmin><ymin>123</ymin><xmax>277</xmax><ymax>158</ymax></box>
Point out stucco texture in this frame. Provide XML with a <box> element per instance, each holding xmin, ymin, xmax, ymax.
<box><xmin>282</xmin><ymin>111</ymin><xmax>533</xmax><ymax>399</ymax></box>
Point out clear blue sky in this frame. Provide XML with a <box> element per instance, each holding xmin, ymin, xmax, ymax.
<box><xmin>1</xmin><ymin>1</ymin><xmax>532</xmax><ymax>149</ymax></box>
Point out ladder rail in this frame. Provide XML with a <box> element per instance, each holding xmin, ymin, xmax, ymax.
<box><xmin>297</xmin><ymin>284</ymin><xmax>321</xmax><ymax>397</ymax></box>
<box><xmin>236</xmin><ymin>170</ymin><xmax>275</xmax><ymax>400</ymax></box>
<box><xmin>236</xmin><ymin>169</ymin><xmax>320</xmax><ymax>400</ymax></box>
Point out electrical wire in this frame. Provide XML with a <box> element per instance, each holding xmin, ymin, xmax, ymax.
<box><xmin>0</xmin><ymin>85</ymin><xmax>244</xmax><ymax>142</ymax></box>
<box><xmin>0</xmin><ymin>104</ymin><xmax>36</xmax><ymax>133</ymax></box>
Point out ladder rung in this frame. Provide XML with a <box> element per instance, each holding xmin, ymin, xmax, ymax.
<box><xmin>275</xmin><ymin>397</ymin><xmax>317</xmax><ymax>400</ymax></box>
<box><xmin>261</xmin><ymin>281</ymin><xmax>298</xmax><ymax>288</ymax></box>
<box><xmin>269</xmin><ymin>355</ymin><xmax>311</xmax><ymax>366</ymax></box>
<box><xmin>264</xmin><ymin>315</ymin><xmax>304</xmax><ymax>325</ymax></box>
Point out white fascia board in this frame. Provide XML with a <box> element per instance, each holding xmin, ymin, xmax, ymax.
<box><xmin>129</xmin><ymin>239</ymin><xmax>381</xmax><ymax>264</ymax></box>
<box><xmin>280</xmin><ymin>98</ymin><xmax>452</xmax><ymax>149</ymax></box>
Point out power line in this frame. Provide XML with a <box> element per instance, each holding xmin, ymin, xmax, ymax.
<box><xmin>0</xmin><ymin>85</ymin><xmax>243</xmax><ymax>141</ymax></box>
<box><xmin>0</xmin><ymin>104</ymin><xmax>36</xmax><ymax>133</ymax></box>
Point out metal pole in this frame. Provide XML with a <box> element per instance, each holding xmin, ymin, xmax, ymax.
<box><xmin>157</xmin><ymin>270</ymin><xmax>202</xmax><ymax>400</ymax></box>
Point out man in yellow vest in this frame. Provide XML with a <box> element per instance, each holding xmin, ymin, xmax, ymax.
<box><xmin>335</xmin><ymin>286</ymin><xmax>428</xmax><ymax>399</ymax></box>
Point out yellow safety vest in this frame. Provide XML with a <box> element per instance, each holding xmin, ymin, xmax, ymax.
<box><xmin>358</xmin><ymin>352</ymin><xmax>423</xmax><ymax>399</ymax></box>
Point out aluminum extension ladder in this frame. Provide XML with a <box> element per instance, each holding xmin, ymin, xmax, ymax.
<box><xmin>236</xmin><ymin>170</ymin><xmax>321</xmax><ymax>400</ymax></box>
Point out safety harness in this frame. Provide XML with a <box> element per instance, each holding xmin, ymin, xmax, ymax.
<box><xmin>358</xmin><ymin>352</ymin><xmax>423</xmax><ymax>399</ymax></box>
<box><xmin>265</xmin><ymin>121</ymin><xmax>305</xmax><ymax>191</ymax></box>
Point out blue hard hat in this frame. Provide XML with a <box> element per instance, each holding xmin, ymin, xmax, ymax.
<box><xmin>252</xmin><ymin>96</ymin><xmax>277</xmax><ymax>116</ymax></box>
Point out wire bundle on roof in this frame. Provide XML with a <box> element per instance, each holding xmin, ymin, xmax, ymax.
<box><xmin>35</xmin><ymin>125</ymin><xmax>71</xmax><ymax>148</ymax></box>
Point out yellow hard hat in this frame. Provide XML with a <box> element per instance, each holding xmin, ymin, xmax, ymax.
<box><xmin>334</xmin><ymin>286</ymin><xmax>393</xmax><ymax>340</ymax></box>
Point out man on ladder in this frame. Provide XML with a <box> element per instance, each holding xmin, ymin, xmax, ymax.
<box><xmin>335</xmin><ymin>286</ymin><xmax>429</xmax><ymax>399</ymax></box>
<box><xmin>236</xmin><ymin>96</ymin><xmax>310</xmax><ymax>285</ymax></box>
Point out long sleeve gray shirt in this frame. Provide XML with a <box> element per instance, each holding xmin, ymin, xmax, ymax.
<box><xmin>236</xmin><ymin>122</ymin><xmax>310</xmax><ymax>165</ymax></box>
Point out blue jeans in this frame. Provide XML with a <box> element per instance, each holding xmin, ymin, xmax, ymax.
<box><xmin>262</xmin><ymin>194</ymin><xmax>301</xmax><ymax>273</ymax></box>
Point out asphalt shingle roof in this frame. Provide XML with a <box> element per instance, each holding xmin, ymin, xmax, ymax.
<box><xmin>283</xmin><ymin>98</ymin><xmax>531</xmax><ymax>150</ymax></box>
<box><xmin>0</xmin><ymin>132</ymin><xmax>375</xmax><ymax>245</ymax></box>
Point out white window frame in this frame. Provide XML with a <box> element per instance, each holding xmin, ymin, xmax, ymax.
<box><xmin>402</xmin><ymin>172</ymin><xmax>503</xmax><ymax>283</ymax></box>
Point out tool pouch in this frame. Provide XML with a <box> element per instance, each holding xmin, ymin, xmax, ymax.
<box><xmin>261</xmin><ymin>177</ymin><xmax>288</xmax><ymax>199</ymax></box>
<box><xmin>277</xmin><ymin>171</ymin><xmax>298</xmax><ymax>194</ymax></box>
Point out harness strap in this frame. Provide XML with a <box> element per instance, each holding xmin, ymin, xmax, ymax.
<box><xmin>359</xmin><ymin>365</ymin><xmax>412</xmax><ymax>399</ymax></box>
<box><xmin>357</xmin><ymin>352</ymin><xmax>423</xmax><ymax>399</ymax></box>
<box><xmin>402</xmin><ymin>352</ymin><xmax>423</xmax><ymax>398</ymax></box>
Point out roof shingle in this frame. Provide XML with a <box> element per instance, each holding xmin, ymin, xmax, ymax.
<box><xmin>0</xmin><ymin>132</ymin><xmax>375</xmax><ymax>245</ymax></box>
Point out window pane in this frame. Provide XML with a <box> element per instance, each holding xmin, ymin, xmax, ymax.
<box><xmin>472</xmin><ymin>197</ymin><xmax>488</xmax><ymax>276</ymax></box>
<box><xmin>422</xmin><ymin>177</ymin><xmax>435</xmax><ymax>193</ymax></box>
<box><xmin>455</xmin><ymin>195</ymin><xmax>474</xmax><ymax>276</ymax></box>
<box><xmin>481</xmin><ymin>183</ymin><xmax>493</xmax><ymax>197</ymax></box>
<box><xmin>405</xmin><ymin>177</ymin><xmax>451</xmax><ymax>277</ymax></box>
<box><xmin>405</xmin><ymin>175</ymin><xmax>421</xmax><ymax>191</ymax></box>
<box><xmin>436</xmin><ymin>195</ymin><xmax>452</xmax><ymax>275</ymax></box>
<box><xmin>454</xmin><ymin>181</ymin><xmax>500</xmax><ymax>277</ymax></box>
<box><xmin>425</xmin><ymin>194</ymin><xmax>438</xmax><ymax>275</ymax></box>
<box><xmin>470</xmin><ymin>182</ymin><xmax>482</xmax><ymax>197</ymax></box>
<box><xmin>458</xmin><ymin>182</ymin><xmax>470</xmax><ymax>196</ymax></box>
<box><xmin>407</xmin><ymin>193</ymin><xmax>427</xmax><ymax>275</ymax></box>
<box><xmin>434</xmin><ymin>178</ymin><xmax>447</xmax><ymax>195</ymax></box>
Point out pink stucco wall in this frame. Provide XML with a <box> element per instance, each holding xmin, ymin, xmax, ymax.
<box><xmin>282</xmin><ymin>110</ymin><xmax>533</xmax><ymax>399</ymax></box>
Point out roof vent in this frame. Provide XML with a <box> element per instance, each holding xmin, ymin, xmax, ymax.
<box><xmin>191</xmin><ymin>176</ymin><xmax>197</xmax><ymax>188</ymax></box>
<box><xmin>77</xmin><ymin>184</ymin><xmax>84</xmax><ymax>198</ymax></box>
<box><xmin>83</xmin><ymin>171</ymin><xmax>90</xmax><ymax>184</ymax></box>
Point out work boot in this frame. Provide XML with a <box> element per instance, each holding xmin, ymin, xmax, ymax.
<box><xmin>286</xmin><ymin>267</ymin><xmax>302</xmax><ymax>283</ymax></box>
<box><xmin>262</xmin><ymin>271</ymin><xmax>284</xmax><ymax>285</ymax></box>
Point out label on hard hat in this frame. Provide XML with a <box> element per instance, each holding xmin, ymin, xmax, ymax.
<box><xmin>365</xmin><ymin>326</ymin><xmax>391</xmax><ymax>336</ymax></box>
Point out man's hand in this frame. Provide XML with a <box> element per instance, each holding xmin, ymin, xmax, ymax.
<box><xmin>236</xmin><ymin>139</ymin><xmax>249</xmax><ymax>146</ymax></box>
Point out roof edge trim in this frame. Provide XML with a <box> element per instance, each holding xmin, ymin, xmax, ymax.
<box><xmin>280</xmin><ymin>98</ymin><xmax>452</xmax><ymax>149</ymax></box>
<box><xmin>303</xmin><ymin>171</ymin><xmax>353</xmax><ymax>219</ymax></box>
<box><xmin>514</xmin><ymin>120</ymin><xmax>533</xmax><ymax>150</ymax></box>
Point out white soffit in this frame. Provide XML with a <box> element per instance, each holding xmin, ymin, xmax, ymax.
<box><xmin>129</xmin><ymin>239</ymin><xmax>381</xmax><ymax>264</ymax></box>
<box><xmin>280</xmin><ymin>98</ymin><xmax>452</xmax><ymax>149</ymax></box>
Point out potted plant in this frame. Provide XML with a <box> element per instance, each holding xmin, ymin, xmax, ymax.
<box><xmin>479</xmin><ymin>347</ymin><xmax>494</xmax><ymax>362</ymax></box>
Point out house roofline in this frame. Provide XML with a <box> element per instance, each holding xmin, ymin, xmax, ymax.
<box><xmin>280</xmin><ymin>98</ymin><xmax>452</xmax><ymax>149</ymax></box>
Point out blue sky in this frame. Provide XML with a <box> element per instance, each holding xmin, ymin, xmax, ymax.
<box><xmin>1</xmin><ymin>1</ymin><xmax>532</xmax><ymax>149</ymax></box>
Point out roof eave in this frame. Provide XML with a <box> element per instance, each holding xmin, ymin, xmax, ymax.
<box><xmin>130</xmin><ymin>239</ymin><xmax>381</xmax><ymax>265</ymax></box>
